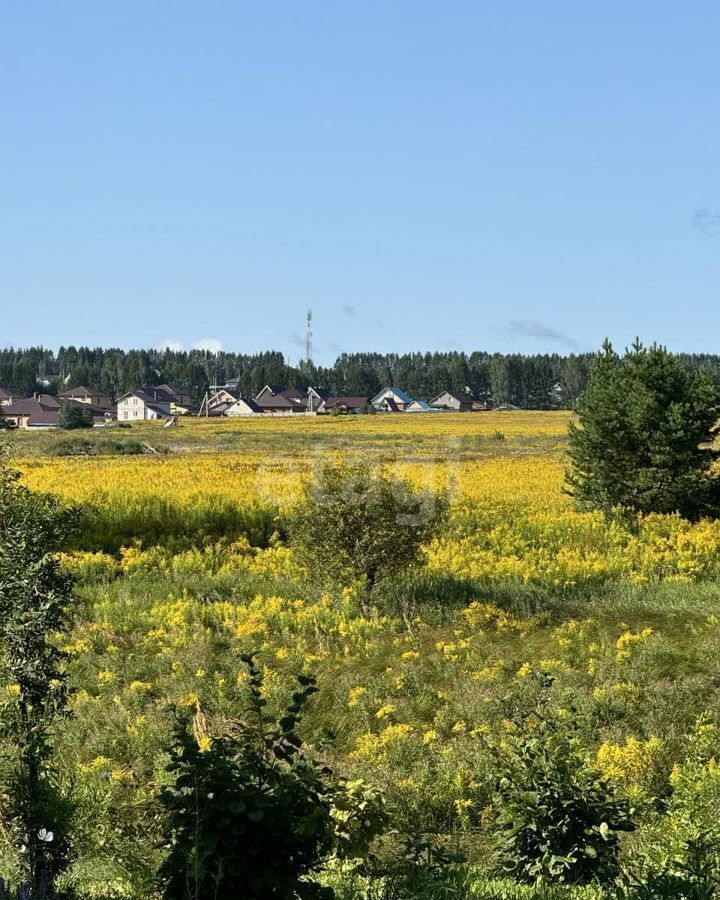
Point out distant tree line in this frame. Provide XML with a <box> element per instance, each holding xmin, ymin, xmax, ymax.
<box><xmin>3</xmin><ymin>344</ymin><xmax>720</xmax><ymax>409</ymax></box>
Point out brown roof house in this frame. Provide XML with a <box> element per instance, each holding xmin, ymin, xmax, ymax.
<box><xmin>3</xmin><ymin>394</ymin><xmax>62</xmax><ymax>429</ymax></box>
<box><xmin>430</xmin><ymin>390</ymin><xmax>474</xmax><ymax>412</ymax></box>
<box><xmin>255</xmin><ymin>385</ymin><xmax>301</xmax><ymax>415</ymax></box>
<box><xmin>324</xmin><ymin>396</ymin><xmax>370</xmax><ymax>414</ymax></box>
<box><xmin>0</xmin><ymin>388</ymin><xmax>27</xmax><ymax>407</ymax></box>
<box><xmin>59</xmin><ymin>385</ymin><xmax>113</xmax><ymax>409</ymax></box>
<box><xmin>155</xmin><ymin>384</ymin><xmax>195</xmax><ymax>414</ymax></box>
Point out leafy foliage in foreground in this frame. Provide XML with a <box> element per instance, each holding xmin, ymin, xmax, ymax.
<box><xmin>159</xmin><ymin>655</ymin><xmax>335</xmax><ymax>900</ymax></box>
<box><xmin>491</xmin><ymin>709</ymin><xmax>635</xmax><ymax>885</ymax></box>
<box><xmin>0</xmin><ymin>456</ymin><xmax>80</xmax><ymax>897</ymax></box>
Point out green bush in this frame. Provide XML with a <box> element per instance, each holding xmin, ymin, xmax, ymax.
<box><xmin>290</xmin><ymin>462</ymin><xmax>448</xmax><ymax>611</ymax></box>
<box><xmin>159</xmin><ymin>655</ymin><xmax>336</xmax><ymax>899</ymax></box>
<box><xmin>490</xmin><ymin>717</ymin><xmax>635</xmax><ymax>885</ymax></box>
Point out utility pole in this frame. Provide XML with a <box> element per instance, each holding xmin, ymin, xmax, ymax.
<box><xmin>305</xmin><ymin>309</ymin><xmax>313</xmax><ymax>365</ymax></box>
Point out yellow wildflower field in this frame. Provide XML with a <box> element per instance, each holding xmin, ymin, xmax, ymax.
<box><xmin>15</xmin><ymin>410</ymin><xmax>720</xmax><ymax>587</ymax></box>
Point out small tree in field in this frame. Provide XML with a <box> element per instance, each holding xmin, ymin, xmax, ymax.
<box><xmin>566</xmin><ymin>340</ymin><xmax>720</xmax><ymax>519</ymax></box>
<box><xmin>58</xmin><ymin>403</ymin><xmax>94</xmax><ymax>430</ymax></box>
<box><xmin>289</xmin><ymin>463</ymin><xmax>448</xmax><ymax>610</ymax></box>
<box><xmin>0</xmin><ymin>455</ymin><xmax>80</xmax><ymax>897</ymax></box>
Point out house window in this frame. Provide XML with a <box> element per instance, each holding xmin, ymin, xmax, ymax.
<box><xmin>123</xmin><ymin>411</ymin><xmax>128</xmax><ymax>420</ymax></box>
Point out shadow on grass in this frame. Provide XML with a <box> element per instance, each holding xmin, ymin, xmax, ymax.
<box><xmin>380</xmin><ymin>571</ymin><xmax>720</xmax><ymax>627</ymax></box>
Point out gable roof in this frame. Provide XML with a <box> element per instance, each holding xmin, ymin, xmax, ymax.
<box><xmin>0</xmin><ymin>387</ymin><xmax>24</xmax><ymax>401</ymax></box>
<box><xmin>255</xmin><ymin>392</ymin><xmax>294</xmax><ymax>409</ymax></box>
<box><xmin>228</xmin><ymin>396</ymin><xmax>262</xmax><ymax>412</ymax></box>
<box><xmin>280</xmin><ymin>386</ymin><xmax>306</xmax><ymax>401</ymax></box>
<box><xmin>116</xmin><ymin>388</ymin><xmax>172</xmax><ymax>407</ymax></box>
<box><xmin>308</xmin><ymin>386</ymin><xmax>332</xmax><ymax>400</ymax></box>
<box><xmin>3</xmin><ymin>397</ymin><xmax>61</xmax><ymax>426</ymax></box>
<box><xmin>371</xmin><ymin>387</ymin><xmax>413</xmax><ymax>406</ymax></box>
<box><xmin>406</xmin><ymin>399</ymin><xmax>439</xmax><ymax>412</ymax></box>
<box><xmin>430</xmin><ymin>390</ymin><xmax>474</xmax><ymax>406</ymax></box>
<box><xmin>257</xmin><ymin>384</ymin><xmax>287</xmax><ymax>397</ymax></box>
<box><xmin>156</xmin><ymin>384</ymin><xmax>192</xmax><ymax>400</ymax></box>
<box><xmin>325</xmin><ymin>396</ymin><xmax>369</xmax><ymax>409</ymax></box>
<box><xmin>59</xmin><ymin>385</ymin><xmax>97</xmax><ymax>397</ymax></box>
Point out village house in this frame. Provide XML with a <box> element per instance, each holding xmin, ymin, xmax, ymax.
<box><xmin>405</xmin><ymin>399</ymin><xmax>441</xmax><ymax>413</ymax></box>
<box><xmin>155</xmin><ymin>384</ymin><xmax>195</xmax><ymax>415</ymax></box>
<box><xmin>254</xmin><ymin>385</ymin><xmax>302</xmax><ymax>415</ymax></box>
<box><xmin>225</xmin><ymin>396</ymin><xmax>263</xmax><ymax>416</ymax></box>
<box><xmin>2</xmin><ymin>394</ymin><xmax>62</xmax><ymax>429</ymax></box>
<box><xmin>59</xmin><ymin>385</ymin><xmax>113</xmax><ymax>409</ymax></box>
<box><xmin>430</xmin><ymin>390</ymin><xmax>474</xmax><ymax>412</ymax></box>
<box><xmin>306</xmin><ymin>386</ymin><xmax>332</xmax><ymax>413</ymax></box>
<box><xmin>203</xmin><ymin>387</ymin><xmax>240</xmax><ymax>416</ymax></box>
<box><xmin>324</xmin><ymin>396</ymin><xmax>370</xmax><ymax>414</ymax></box>
<box><xmin>0</xmin><ymin>387</ymin><xmax>26</xmax><ymax>407</ymax></box>
<box><xmin>371</xmin><ymin>387</ymin><xmax>414</xmax><ymax>411</ymax></box>
<box><xmin>116</xmin><ymin>389</ymin><xmax>171</xmax><ymax>421</ymax></box>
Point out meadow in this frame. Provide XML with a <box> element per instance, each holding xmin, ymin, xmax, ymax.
<box><xmin>6</xmin><ymin>411</ymin><xmax>720</xmax><ymax>897</ymax></box>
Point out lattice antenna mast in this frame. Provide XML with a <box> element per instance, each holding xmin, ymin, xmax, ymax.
<box><xmin>305</xmin><ymin>309</ymin><xmax>313</xmax><ymax>364</ymax></box>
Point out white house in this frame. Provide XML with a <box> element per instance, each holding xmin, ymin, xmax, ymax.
<box><xmin>371</xmin><ymin>387</ymin><xmax>413</xmax><ymax>411</ymax></box>
<box><xmin>225</xmin><ymin>397</ymin><xmax>263</xmax><ymax>416</ymax></box>
<box><xmin>116</xmin><ymin>389</ymin><xmax>171</xmax><ymax>421</ymax></box>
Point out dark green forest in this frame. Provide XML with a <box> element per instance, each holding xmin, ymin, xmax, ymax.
<box><xmin>3</xmin><ymin>344</ymin><xmax>720</xmax><ymax>409</ymax></box>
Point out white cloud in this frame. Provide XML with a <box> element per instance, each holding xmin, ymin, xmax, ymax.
<box><xmin>192</xmin><ymin>337</ymin><xmax>224</xmax><ymax>353</ymax></box>
<box><xmin>158</xmin><ymin>338</ymin><xmax>184</xmax><ymax>352</ymax></box>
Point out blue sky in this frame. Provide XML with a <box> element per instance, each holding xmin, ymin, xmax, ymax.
<box><xmin>2</xmin><ymin>1</ymin><xmax>720</xmax><ymax>365</ymax></box>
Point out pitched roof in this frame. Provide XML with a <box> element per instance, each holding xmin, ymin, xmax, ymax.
<box><xmin>156</xmin><ymin>384</ymin><xmax>192</xmax><ymax>400</ymax></box>
<box><xmin>3</xmin><ymin>397</ymin><xmax>61</xmax><ymax>426</ymax></box>
<box><xmin>372</xmin><ymin>387</ymin><xmax>413</xmax><ymax>405</ymax></box>
<box><xmin>406</xmin><ymin>400</ymin><xmax>439</xmax><ymax>411</ymax></box>
<box><xmin>0</xmin><ymin>387</ymin><xmax>21</xmax><ymax>401</ymax></box>
<box><xmin>256</xmin><ymin>393</ymin><xmax>294</xmax><ymax>409</ymax></box>
<box><xmin>430</xmin><ymin>390</ymin><xmax>474</xmax><ymax>406</ymax></box>
<box><xmin>325</xmin><ymin>396</ymin><xmax>369</xmax><ymax>408</ymax></box>
<box><xmin>34</xmin><ymin>394</ymin><xmax>62</xmax><ymax>408</ymax></box>
<box><xmin>380</xmin><ymin>397</ymin><xmax>400</xmax><ymax>412</ymax></box>
<box><xmin>229</xmin><ymin>397</ymin><xmax>262</xmax><ymax>412</ymax></box>
<box><xmin>308</xmin><ymin>387</ymin><xmax>332</xmax><ymax>400</ymax></box>
<box><xmin>280</xmin><ymin>386</ymin><xmax>306</xmax><ymax>401</ymax></box>
<box><xmin>117</xmin><ymin>388</ymin><xmax>172</xmax><ymax>407</ymax></box>
<box><xmin>59</xmin><ymin>385</ymin><xmax>95</xmax><ymax>397</ymax></box>
<box><xmin>257</xmin><ymin>384</ymin><xmax>287</xmax><ymax>397</ymax></box>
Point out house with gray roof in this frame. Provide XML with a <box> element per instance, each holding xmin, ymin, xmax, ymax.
<box><xmin>430</xmin><ymin>390</ymin><xmax>474</xmax><ymax>412</ymax></box>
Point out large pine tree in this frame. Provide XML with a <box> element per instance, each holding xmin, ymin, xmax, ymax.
<box><xmin>566</xmin><ymin>340</ymin><xmax>720</xmax><ymax>519</ymax></box>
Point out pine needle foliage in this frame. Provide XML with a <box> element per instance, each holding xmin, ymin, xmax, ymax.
<box><xmin>566</xmin><ymin>340</ymin><xmax>720</xmax><ymax>519</ymax></box>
